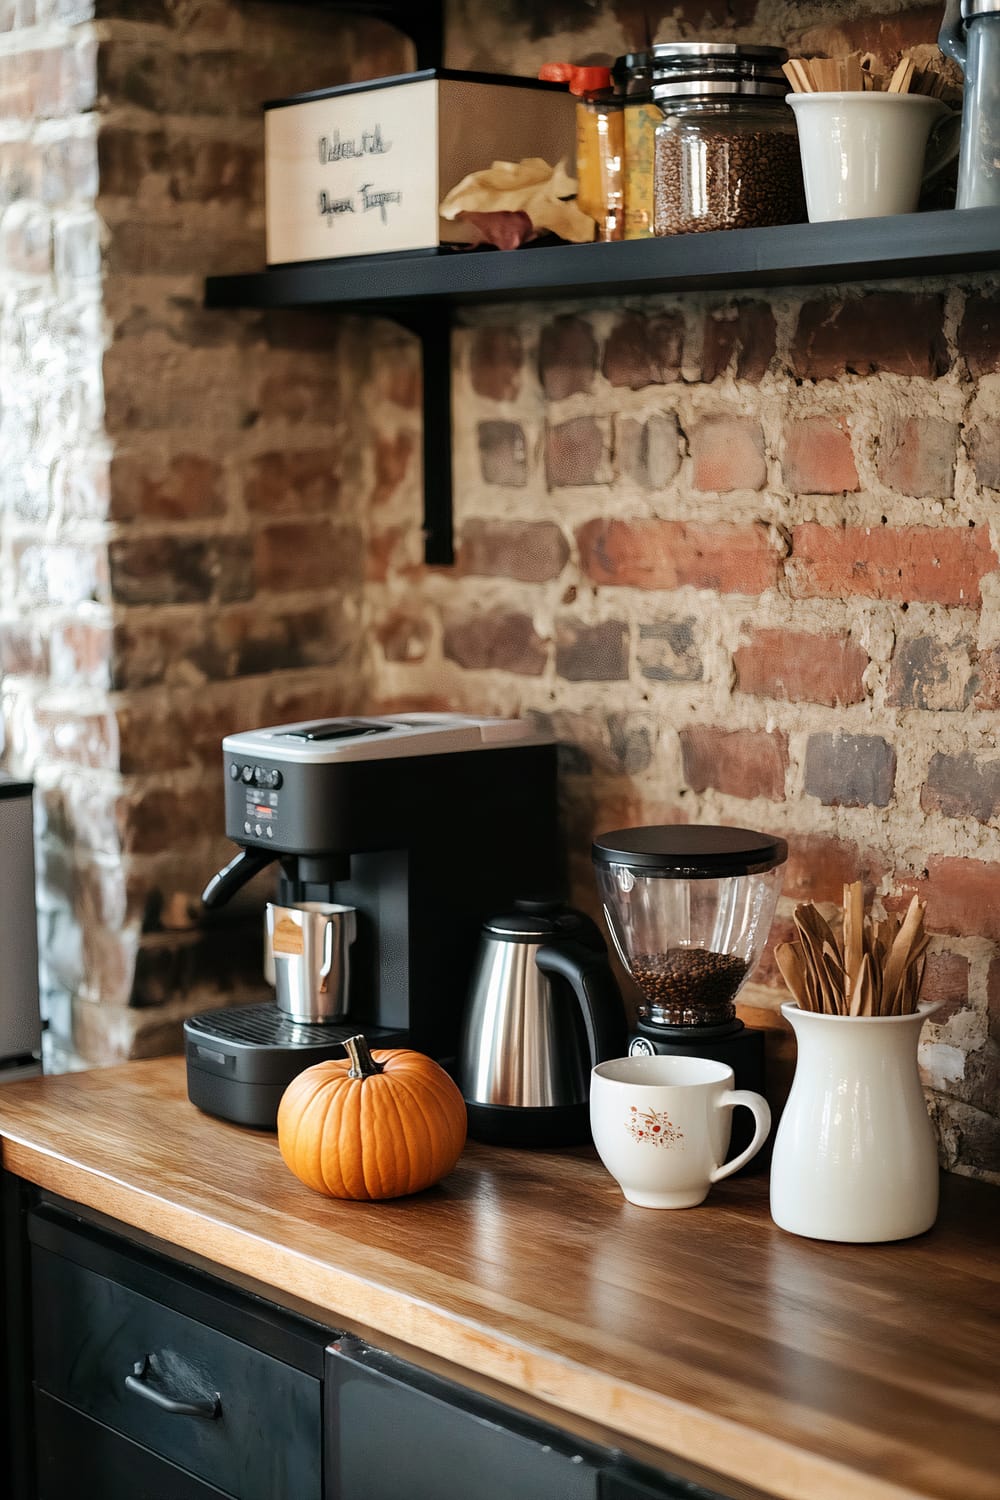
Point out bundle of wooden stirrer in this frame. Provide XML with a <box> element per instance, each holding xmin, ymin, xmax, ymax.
<box><xmin>782</xmin><ymin>54</ymin><xmax>951</xmax><ymax>98</ymax></box>
<box><xmin>776</xmin><ymin>882</ymin><xmax>929</xmax><ymax>1017</ymax></box>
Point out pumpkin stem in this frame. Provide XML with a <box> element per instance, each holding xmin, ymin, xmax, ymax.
<box><xmin>343</xmin><ymin>1033</ymin><xmax>385</xmax><ymax>1080</ymax></box>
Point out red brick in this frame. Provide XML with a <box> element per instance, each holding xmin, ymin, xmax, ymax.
<box><xmin>614</xmin><ymin>413</ymin><xmax>681</xmax><ymax>489</ymax></box>
<box><xmin>966</xmin><ymin>423</ymin><xmax>1000</xmax><ymax>491</ymax></box>
<box><xmin>214</xmin><ymin>603</ymin><xmax>351</xmax><ymax>679</ymax></box>
<box><xmin>546</xmin><ymin>416</ymin><xmax>604</xmax><ymax>487</ymax></box>
<box><xmin>469</xmin><ymin>325</ymin><xmax>522</xmax><ymax>401</ymax></box>
<box><xmin>372</xmin><ymin>429</ymin><xmax>416</xmax><ymax>504</ymax></box>
<box><xmin>50</xmin><ymin>618</ymin><xmax>113</xmax><ymax>689</ymax></box>
<box><xmin>897</xmin><ymin>857</ymin><xmax>1000</xmax><ymax>941</ymax></box>
<box><xmin>479</xmin><ymin>421</ymin><xmax>527</xmax><ymax>487</ymax></box>
<box><xmin>791</xmin><ymin>292</ymin><xmax>948</xmax><ymax>380</ymax></box>
<box><xmin>555</xmin><ymin>619</ymin><xmax>628</xmax><ymax>682</ymax></box>
<box><xmin>442</xmin><ymin>610</ymin><xmax>546</xmax><ymax>675</ymax></box>
<box><xmin>804</xmin><ymin>733</ymin><xmax>896</xmax><ymax>808</ymax></box>
<box><xmin>888</xmin><ymin>636</ymin><xmax>975</xmax><ymax>711</ymax></box>
<box><xmin>111</xmin><ymin>453</ymin><xmax>224</xmax><ymax>522</ymax></box>
<box><xmin>637</xmin><ymin>617</ymin><xmax>702</xmax><ymax>683</ymax></box>
<box><xmin>375</xmin><ymin>608</ymin><xmax>432</xmax><ymax>664</ymax></box>
<box><xmin>601</xmin><ymin>311</ymin><xmax>683</xmax><ymax>389</ymax></box>
<box><xmin>701</xmin><ymin>302</ymin><xmax>776</xmax><ymax>383</ymax></box>
<box><xmin>974</xmin><ymin>646</ymin><xmax>1000</xmax><ymax>709</ymax></box>
<box><xmin>782</xmin><ymin>415</ymin><xmax>859</xmax><ymax>495</ymax></box>
<box><xmin>0</xmin><ymin>620</ymin><xmax>49</xmax><ymax>677</ymax></box>
<box><xmin>254</xmin><ymin>521</ymin><xmax>362</xmax><ymax>592</ymax></box>
<box><xmin>680</xmin><ymin>726</ymin><xmax>788</xmax><ymax>801</ymax></box>
<box><xmin>690</xmin><ymin>415</ymin><xmax>766</xmax><ymax>492</ymax></box>
<box><xmin>920</xmin><ymin>951</ymin><xmax>970</xmax><ymax>1021</ymax></box>
<box><xmin>788</xmin><ymin>523</ymin><xmax>994</xmax><ymax>606</ymax></box>
<box><xmin>959</xmin><ymin>292</ymin><xmax>1000</xmax><ymax>376</ymax></box>
<box><xmin>922</xmin><ymin>751</ymin><xmax>1000</xmax><ymax>824</ymax></box>
<box><xmin>782</xmin><ymin>833</ymin><xmax>884</xmax><ymax>906</ymax></box>
<box><xmin>876</xmin><ymin>415</ymin><xmax>957</xmax><ymax>499</ymax></box>
<box><xmin>734</xmin><ymin>629</ymin><xmax>868</xmax><ymax>706</ymax></box>
<box><xmin>457</xmin><ymin>519</ymin><xmax>568</xmax><ymax>583</ymax></box>
<box><xmin>538</xmin><ymin>316</ymin><xmax>596</xmax><ymax>399</ymax></box>
<box><xmin>244</xmin><ymin>450</ymin><xmax>342</xmax><ymax>514</ymax></box>
<box><xmin>577</xmin><ymin>518</ymin><xmax>780</xmax><ymax>595</ymax></box>
<box><xmin>121</xmin><ymin>781</ymin><xmax>225</xmax><ymax>857</ymax></box>
<box><xmin>109</xmin><ymin>536</ymin><xmax>251</xmax><ymax>606</ymax></box>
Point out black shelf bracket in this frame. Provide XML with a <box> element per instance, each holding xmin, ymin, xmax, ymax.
<box><xmin>390</xmin><ymin>308</ymin><xmax>454</xmax><ymax>566</ymax></box>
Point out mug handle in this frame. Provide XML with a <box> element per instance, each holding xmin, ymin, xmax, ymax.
<box><xmin>709</xmin><ymin>1090</ymin><xmax>771</xmax><ymax>1182</ymax></box>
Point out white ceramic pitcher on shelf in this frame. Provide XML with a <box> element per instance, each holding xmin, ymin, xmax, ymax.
<box><xmin>770</xmin><ymin>1000</ymin><xmax>942</xmax><ymax>1243</ymax></box>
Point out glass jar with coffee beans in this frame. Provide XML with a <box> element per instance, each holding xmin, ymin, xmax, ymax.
<box><xmin>652</xmin><ymin>41</ymin><xmax>805</xmax><ymax>235</ymax></box>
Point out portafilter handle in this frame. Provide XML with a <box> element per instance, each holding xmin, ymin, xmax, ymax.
<box><xmin>201</xmin><ymin>847</ymin><xmax>277</xmax><ymax>909</ymax></box>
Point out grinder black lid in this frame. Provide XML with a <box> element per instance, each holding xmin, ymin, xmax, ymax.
<box><xmin>592</xmin><ymin>825</ymin><xmax>788</xmax><ymax>878</ymax></box>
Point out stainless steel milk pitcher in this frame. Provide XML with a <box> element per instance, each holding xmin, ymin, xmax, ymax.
<box><xmin>266</xmin><ymin>901</ymin><xmax>356</xmax><ymax>1022</ymax></box>
<box><xmin>940</xmin><ymin>0</ymin><xmax>1000</xmax><ymax>207</ymax></box>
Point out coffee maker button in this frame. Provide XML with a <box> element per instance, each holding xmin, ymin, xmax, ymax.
<box><xmin>253</xmin><ymin>766</ymin><xmax>266</xmax><ymax>786</ymax></box>
<box><xmin>269</xmin><ymin>769</ymin><xmax>283</xmax><ymax>790</ymax></box>
<box><xmin>265</xmin><ymin>825</ymin><xmax>274</xmax><ymax>838</ymax></box>
<box><xmin>254</xmin><ymin>823</ymin><xmax>263</xmax><ymax>837</ymax></box>
<box><xmin>229</xmin><ymin>763</ymin><xmax>239</xmax><ymax>780</ymax></box>
<box><xmin>241</xmin><ymin>765</ymin><xmax>254</xmax><ymax>784</ymax></box>
<box><xmin>243</xmin><ymin>820</ymin><xmax>252</xmax><ymax>835</ymax></box>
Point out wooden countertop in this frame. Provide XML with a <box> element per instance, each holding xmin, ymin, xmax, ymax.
<box><xmin>0</xmin><ymin>1058</ymin><xmax>997</xmax><ymax>1500</ymax></box>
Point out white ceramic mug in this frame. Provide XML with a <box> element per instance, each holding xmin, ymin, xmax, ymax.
<box><xmin>787</xmin><ymin>92</ymin><xmax>959</xmax><ymax>222</ymax></box>
<box><xmin>590</xmin><ymin>1055</ymin><xmax>771</xmax><ymax>1209</ymax></box>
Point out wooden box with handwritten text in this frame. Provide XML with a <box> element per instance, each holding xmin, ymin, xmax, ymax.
<box><xmin>264</xmin><ymin>69</ymin><xmax>576</xmax><ymax>265</ymax></box>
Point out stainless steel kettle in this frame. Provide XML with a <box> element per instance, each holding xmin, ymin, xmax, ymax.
<box><xmin>940</xmin><ymin>0</ymin><xmax>999</xmax><ymax>207</ymax></box>
<box><xmin>456</xmin><ymin>900</ymin><xmax>626</xmax><ymax>1146</ymax></box>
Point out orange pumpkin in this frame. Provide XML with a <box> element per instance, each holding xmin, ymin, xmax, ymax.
<box><xmin>277</xmin><ymin>1034</ymin><xmax>467</xmax><ymax>1200</ymax></box>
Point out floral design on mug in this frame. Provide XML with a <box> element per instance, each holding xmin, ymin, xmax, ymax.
<box><xmin>626</xmin><ymin>1103</ymin><xmax>683</xmax><ymax>1147</ymax></box>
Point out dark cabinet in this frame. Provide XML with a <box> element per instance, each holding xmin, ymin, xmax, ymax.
<box><xmin>324</xmin><ymin>1334</ymin><xmax>738</xmax><ymax>1500</ymax></box>
<box><xmin>26</xmin><ymin>1203</ymin><xmax>328</xmax><ymax>1500</ymax></box>
<box><xmin>5</xmin><ymin>1189</ymin><xmax>745</xmax><ymax>1500</ymax></box>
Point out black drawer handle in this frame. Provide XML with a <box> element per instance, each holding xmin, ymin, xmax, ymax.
<box><xmin>125</xmin><ymin>1356</ymin><xmax>221</xmax><ymax>1419</ymax></box>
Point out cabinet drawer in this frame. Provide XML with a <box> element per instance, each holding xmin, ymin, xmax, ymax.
<box><xmin>326</xmin><ymin>1336</ymin><xmax>604</xmax><ymax>1500</ymax></box>
<box><xmin>32</xmin><ymin>1244</ymin><xmax>321</xmax><ymax>1500</ymax></box>
<box><xmin>36</xmin><ymin>1391</ymin><xmax>233</xmax><ymax>1500</ymax></box>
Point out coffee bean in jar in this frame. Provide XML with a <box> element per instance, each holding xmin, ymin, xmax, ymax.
<box><xmin>631</xmin><ymin>947</ymin><xmax>750</xmax><ymax>1027</ymax></box>
<box><xmin>650</xmin><ymin>41</ymin><xmax>806</xmax><ymax>235</ymax></box>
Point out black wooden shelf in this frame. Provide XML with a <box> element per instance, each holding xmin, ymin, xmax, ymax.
<box><xmin>207</xmin><ymin>207</ymin><xmax>1000</xmax><ymax>566</ymax></box>
<box><xmin>205</xmin><ymin>206</ymin><xmax>1000</xmax><ymax>314</ymax></box>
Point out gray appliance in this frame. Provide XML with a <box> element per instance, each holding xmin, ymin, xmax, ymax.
<box><xmin>186</xmin><ymin>714</ymin><xmax>562</xmax><ymax>1129</ymax></box>
<box><xmin>456</xmin><ymin>901</ymin><xmax>626</xmax><ymax>1146</ymax></box>
<box><xmin>0</xmin><ymin>774</ymin><xmax>43</xmax><ymax>1079</ymax></box>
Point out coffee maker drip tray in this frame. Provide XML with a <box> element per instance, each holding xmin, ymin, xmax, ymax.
<box><xmin>184</xmin><ymin>1004</ymin><xmax>405</xmax><ymax>1131</ymax></box>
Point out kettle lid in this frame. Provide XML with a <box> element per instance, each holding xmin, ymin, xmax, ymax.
<box><xmin>483</xmin><ymin>898</ymin><xmax>588</xmax><ymax>942</ymax></box>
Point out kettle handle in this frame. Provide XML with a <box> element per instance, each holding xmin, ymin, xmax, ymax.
<box><xmin>939</xmin><ymin>0</ymin><xmax>966</xmax><ymax>71</ymax></box>
<box><xmin>535</xmin><ymin>939</ymin><xmax>626</xmax><ymax>1068</ymax></box>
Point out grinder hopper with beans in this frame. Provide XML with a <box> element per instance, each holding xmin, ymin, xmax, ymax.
<box><xmin>592</xmin><ymin>826</ymin><xmax>787</xmax><ymax>1161</ymax></box>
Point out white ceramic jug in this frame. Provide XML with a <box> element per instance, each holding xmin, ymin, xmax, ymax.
<box><xmin>770</xmin><ymin>1000</ymin><xmax>941</xmax><ymax>1243</ymax></box>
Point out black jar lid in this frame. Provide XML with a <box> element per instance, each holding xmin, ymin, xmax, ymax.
<box><xmin>592</xmin><ymin>825</ymin><xmax>788</xmax><ymax>878</ymax></box>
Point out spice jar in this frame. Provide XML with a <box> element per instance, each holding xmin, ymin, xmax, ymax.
<box><xmin>651</xmin><ymin>42</ymin><xmax>805</xmax><ymax>234</ymax></box>
<box><xmin>540</xmin><ymin>62</ymin><xmax>625</xmax><ymax>240</ymax></box>
<box><xmin>612</xmin><ymin>51</ymin><xmax>659</xmax><ymax>239</ymax></box>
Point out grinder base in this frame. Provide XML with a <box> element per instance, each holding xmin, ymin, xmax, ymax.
<box><xmin>627</xmin><ymin>1018</ymin><xmax>768</xmax><ymax>1170</ymax></box>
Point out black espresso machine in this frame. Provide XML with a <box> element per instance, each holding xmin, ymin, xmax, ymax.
<box><xmin>185</xmin><ymin>713</ymin><xmax>561</xmax><ymax>1127</ymax></box>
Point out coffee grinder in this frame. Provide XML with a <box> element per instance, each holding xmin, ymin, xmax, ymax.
<box><xmin>185</xmin><ymin>714</ymin><xmax>560</xmax><ymax>1128</ymax></box>
<box><xmin>592</xmin><ymin>825</ymin><xmax>787</xmax><ymax>1156</ymax></box>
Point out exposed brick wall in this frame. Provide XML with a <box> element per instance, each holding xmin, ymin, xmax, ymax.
<box><xmin>3</xmin><ymin>0</ymin><xmax>998</xmax><ymax>1183</ymax></box>
<box><xmin>0</xmin><ymin>0</ymin><xmax>409</xmax><ymax>1063</ymax></box>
